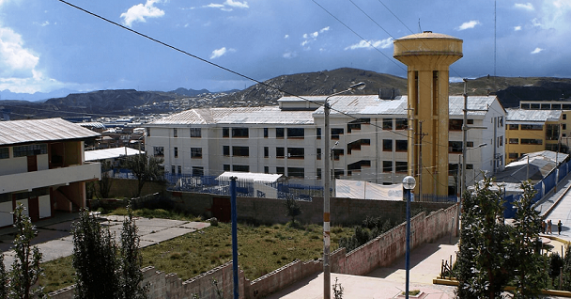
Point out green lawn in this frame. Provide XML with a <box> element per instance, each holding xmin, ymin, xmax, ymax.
<box><xmin>40</xmin><ymin>221</ymin><xmax>354</xmax><ymax>293</ymax></box>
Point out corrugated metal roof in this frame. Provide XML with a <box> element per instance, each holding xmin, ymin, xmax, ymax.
<box><xmin>150</xmin><ymin>106</ymin><xmax>315</xmax><ymax>125</ymax></box>
<box><xmin>85</xmin><ymin>147</ymin><xmax>144</xmax><ymax>162</ymax></box>
<box><xmin>0</xmin><ymin>118</ymin><xmax>100</xmax><ymax>146</ymax></box>
<box><xmin>506</xmin><ymin>109</ymin><xmax>561</xmax><ymax>122</ymax></box>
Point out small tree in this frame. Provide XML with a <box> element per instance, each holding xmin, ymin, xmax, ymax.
<box><xmin>0</xmin><ymin>253</ymin><xmax>6</xmax><ymax>299</ymax></box>
<box><xmin>123</xmin><ymin>153</ymin><xmax>165</xmax><ymax>197</ymax></box>
<box><xmin>72</xmin><ymin>209</ymin><xmax>120</xmax><ymax>298</ymax></box>
<box><xmin>119</xmin><ymin>204</ymin><xmax>147</xmax><ymax>299</ymax></box>
<box><xmin>562</xmin><ymin>245</ymin><xmax>571</xmax><ymax>290</ymax></box>
<box><xmin>98</xmin><ymin>160</ymin><xmax>114</xmax><ymax>199</ymax></box>
<box><xmin>8</xmin><ymin>204</ymin><xmax>45</xmax><ymax>299</ymax></box>
<box><xmin>511</xmin><ymin>180</ymin><xmax>546</xmax><ymax>297</ymax></box>
<box><xmin>284</xmin><ymin>197</ymin><xmax>301</xmax><ymax>224</ymax></box>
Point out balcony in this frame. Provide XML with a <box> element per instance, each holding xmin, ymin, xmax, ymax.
<box><xmin>0</xmin><ymin>162</ymin><xmax>101</xmax><ymax>194</ymax></box>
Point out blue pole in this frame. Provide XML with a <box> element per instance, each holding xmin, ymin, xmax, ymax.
<box><xmin>405</xmin><ymin>188</ymin><xmax>411</xmax><ymax>299</ymax></box>
<box><xmin>230</xmin><ymin>177</ymin><xmax>239</xmax><ymax>299</ymax></box>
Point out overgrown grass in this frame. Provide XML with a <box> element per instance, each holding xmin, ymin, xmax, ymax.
<box><xmin>110</xmin><ymin>207</ymin><xmax>202</xmax><ymax>222</ymax></box>
<box><xmin>40</xmin><ymin>217</ymin><xmax>353</xmax><ymax>293</ymax></box>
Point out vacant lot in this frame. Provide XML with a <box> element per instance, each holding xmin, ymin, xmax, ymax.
<box><xmin>41</xmin><ymin>221</ymin><xmax>354</xmax><ymax>293</ymax></box>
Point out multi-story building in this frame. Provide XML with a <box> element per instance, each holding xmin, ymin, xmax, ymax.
<box><xmin>0</xmin><ymin>118</ymin><xmax>101</xmax><ymax>227</ymax></box>
<box><xmin>144</xmin><ymin>94</ymin><xmax>505</xmax><ymax>197</ymax></box>
<box><xmin>505</xmin><ymin>109</ymin><xmax>563</xmax><ymax>163</ymax></box>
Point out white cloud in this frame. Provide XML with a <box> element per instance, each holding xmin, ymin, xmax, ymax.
<box><xmin>204</xmin><ymin>0</ymin><xmax>248</xmax><ymax>11</ymax></box>
<box><xmin>283</xmin><ymin>51</ymin><xmax>297</xmax><ymax>59</ymax></box>
<box><xmin>344</xmin><ymin>38</ymin><xmax>393</xmax><ymax>50</ymax></box>
<box><xmin>456</xmin><ymin>20</ymin><xmax>481</xmax><ymax>31</ymax></box>
<box><xmin>120</xmin><ymin>0</ymin><xmax>165</xmax><ymax>27</ymax></box>
<box><xmin>284</xmin><ymin>34</ymin><xmax>289</xmax><ymax>39</ymax></box>
<box><xmin>320</xmin><ymin>26</ymin><xmax>330</xmax><ymax>33</ymax></box>
<box><xmin>514</xmin><ymin>3</ymin><xmax>534</xmax><ymax>11</ymax></box>
<box><xmin>210</xmin><ymin>47</ymin><xmax>235</xmax><ymax>59</ymax></box>
<box><xmin>514</xmin><ymin>25</ymin><xmax>522</xmax><ymax>31</ymax></box>
<box><xmin>300</xmin><ymin>27</ymin><xmax>330</xmax><ymax>49</ymax></box>
<box><xmin>40</xmin><ymin>21</ymin><xmax>50</xmax><ymax>27</ymax></box>
<box><xmin>531</xmin><ymin>47</ymin><xmax>543</xmax><ymax>54</ymax></box>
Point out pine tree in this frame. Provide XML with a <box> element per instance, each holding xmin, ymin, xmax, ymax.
<box><xmin>284</xmin><ymin>197</ymin><xmax>301</xmax><ymax>225</ymax></box>
<box><xmin>0</xmin><ymin>253</ymin><xmax>6</xmax><ymax>299</ymax></box>
<box><xmin>72</xmin><ymin>209</ymin><xmax>120</xmax><ymax>298</ymax></box>
<box><xmin>119</xmin><ymin>204</ymin><xmax>147</xmax><ymax>299</ymax></box>
<box><xmin>511</xmin><ymin>180</ymin><xmax>546</xmax><ymax>297</ymax></box>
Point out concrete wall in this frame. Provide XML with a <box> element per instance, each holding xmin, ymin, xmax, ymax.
<box><xmin>177</xmin><ymin>192</ymin><xmax>453</xmax><ymax>226</ymax></box>
<box><xmin>48</xmin><ymin>204</ymin><xmax>457</xmax><ymax>299</ymax></box>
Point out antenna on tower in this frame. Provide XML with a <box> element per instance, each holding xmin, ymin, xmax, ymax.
<box><xmin>494</xmin><ymin>0</ymin><xmax>497</xmax><ymax>89</ymax></box>
<box><xmin>418</xmin><ymin>18</ymin><xmax>422</xmax><ymax>33</ymax></box>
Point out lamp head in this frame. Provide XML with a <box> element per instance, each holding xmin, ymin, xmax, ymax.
<box><xmin>402</xmin><ymin>176</ymin><xmax>416</xmax><ymax>190</ymax></box>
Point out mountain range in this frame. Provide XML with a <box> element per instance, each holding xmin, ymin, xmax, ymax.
<box><xmin>1</xmin><ymin>68</ymin><xmax>571</xmax><ymax>120</ymax></box>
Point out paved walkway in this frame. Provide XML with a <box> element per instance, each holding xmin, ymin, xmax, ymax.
<box><xmin>537</xmin><ymin>170</ymin><xmax>571</xmax><ymax>245</ymax></box>
<box><xmin>0</xmin><ymin>214</ymin><xmax>209</xmax><ymax>268</ymax></box>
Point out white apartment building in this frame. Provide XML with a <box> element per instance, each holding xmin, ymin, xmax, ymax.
<box><xmin>144</xmin><ymin>94</ymin><xmax>505</xmax><ymax>195</ymax></box>
<box><xmin>0</xmin><ymin>118</ymin><xmax>101</xmax><ymax>227</ymax></box>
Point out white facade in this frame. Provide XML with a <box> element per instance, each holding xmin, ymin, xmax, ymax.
<box><xmin>0</xmin><ymin>118</ymin><xmax>101</xmax><ymax>226</ymax></box>
<box><xmin>144</xmin><ymin>95</ymin><xmax>505</xmax><ymax>195</ymax></box>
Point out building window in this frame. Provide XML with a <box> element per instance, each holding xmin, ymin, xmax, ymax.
<box><xmin>449</xmin><ymin>141</ymin><xmax>463</xmax><ymax>153</ymax></box>
<box><xmin>317</xmin><ymin>148</ymin><xmax>322</xmax><ymax>160</ymax></box>
<box><xmin>564</xmin><ymin>114</ymin><xmax>567</xmax><ymax>120</ymax></box>
<box><xmin>276</xmin><ymin>147</ymin><xmax>285</xmax><ymax>158</ymax></box>
<box><xmin>232</xmin><ymin>146</ymin><xmax>249</xmax><ymax>157</ymax></box>
<box><xmin>223</xmin><ymin>146</ymin><xmax>230</xmax><ymax>156</ymax></box>
<box><xmin>192</xmin><ymin>167</ymin><xmax>204</xmax><ymax>176</ymax></box>
<box><xmin>395</xmin><ymin>118</ymin><xmax>408</xmax><ymax>130</ymax></box>
<box><xmin>331</xmin><ymin>128</ymin><xmax>344</xmax><ymax>140</ymax></box>
<box><xmin>174</xmin><ymin>147</ymin><xmax>178</xmax><ymax>158</ymax></box>
<box><xmin>317</xmin><ymin>128</ymin><xmax>321</xmax><ymax>139</ymax></box>
<box><xmin>232</xmin><ymin>128</ymin><xmax>249</xmax><ymax>138</ymax></box>
<box><xmin>287</xmin><ymin>167</ymin><xmax>305</xmax><ymax>178</ymax></box>
<box><xmin>190</xmin><ymin>128</ymin><xmax>201</xmax><ymax>137</ymax></box>
<box><xmin>171</xmin><ymin>165</ymin><xmax>175</xmax><ymax>174</ymax></box>
<box><xmin>564</xmin><ymin>124</ymin><xmax>567</xmax><ymax>130</ymax></box>
<box><xmin>287</xmin><ymin>128</ymin><xmax>304</xmax><ymax>139</ymax></box>
<box><xmin>287</xmin><ymin>148</ymin><xmax>304</xmax><ymax>159</ymax></box>
<box><xmin>0</xmin><ymin>148</ymin><xmax>8</xmax><ymax>159</ymax></box>
<box><xmin>546</xmin><ymin>124</ymin><xmax>560</xmax><ymax>140</ymax></box>
<box><xmin>498</xmin><ymin>116</ymin><xmax>503</xmax><ymax>127</ymax></box>
<box><xmin>466</xmin><ymin>164</ymin><xmax>474</xmax><ymax>170</ymax></box>
<box><xmin>317</xmin><ymin>168</ymin><xmax>322</xmax><ymax>180</ymax></box>
<box><xmin>449</xmin><ymin>119</ymin><xmax>462</xmax><ymax>131</ymax></box>
<box><xmin>13</xmin><ymin>144</ymin><xmax>47</xmax><ymax>157</ymax></box>
<box><xmin>223</xmin><ymin>127</ymin><xmax>229</xmax><ymax>137</ymax></box>
<box><xmin>509</xmin><ymin>124</ymin><xmax>519</xmax><ymax>130</ymax></box>
<box><xmin>264</xmin><ymin>128</ymin><xmax>268</xmax><ymax>138</ymax></box>
<box><xmin>521</xmin><ymin>124</ymin><xmax>543</xmax><ymax>130</ymax></box>
<box><xmin>153</xmin><ymin>146</ymin><xmax>164</xmax><ymax>157</ymax></box>
<box><xmin>146</xmin><ymin>128</ymin><xmax>151</xmax><ymax>136</ymax></box>
<box><xmin>173</xmin><ymin>128</ymin><xmax>178</xmax><ymax>137</ymax></box>
<box><xmin>276</xmin><ymin>128</ymin><xmax>285</xmax><ymax>138</ymax></box>
<box><xmin>223</xmin><ymin>164</ymin><xmax>230</xmax><ymax>171</ymax></box>
<box><xmin>395</xmin><ymin>161</ymin><xmax>408</xmax><ymax>173</ymax></box>
<box><xmin>191</xmin><ymin>148</ymin><xmax>202</xmax><ymax>158</ymax></box>
<box><xmin>332</xmin><ymin>149</ymin><xmax>343</xmax><ymax>160</ymax></box>
<box><xmin>264</xmin><ymin>147</ymin><xmax>269</xmax><ymax>158</ymax></box>
<box><xmin>508</xmin><ymin>153</ymin><xmax>518</xmax><ymax>159</ymax></box>
<box><xmin>333</xmin><ymin>169</ymin><xmax>344</xmax><ymax>178</ymax></box>
<box><xmin>467</xmin><ymin>119</ymin><xmax>474</xmax><ymax>124</ymax></box>
<box><xmin>382</xmin><ymin>139</ymin><xmax>392</xmax><ymax>151</ymax></box>
<box><xmin>448</xmin><ymin>164</ymin><xmax>459</xmax><ymax>175</ymax></box>
<box><xmin>520</xmin><ymin>139</ymin><xmax>543</xmax><ymax>145</ymax></box>
<box><xmin>509</xmin><ymin>138</ymin><xmax>519</xmax><ymax>144</ymax></box>
<box><xmin>347</xmin><ymin>118</ymin><xmax>370</xmax><ymax>133</ymax></box>
<box><xmin>395</xmin><ymin>140</ymin><xmax>408</xmax><ymax>152</ymax></box>
<box><xmin>382</xmin><ymin>161</ymin><xmax>392</xmax><ymax>173</ymax></box>
<box><xmin>382</xmin><ymin>119</ymin><xmax>393</xmax><ymax>130</ymax></box>
<box><xmin>276</xmin><ymin>167</ymin><xmax>285</xmax><ymax>175</ymax></box>
<box><xmin>264</xmin><ymin>166</ymin><xmax>269</xmax><ymax>173</ymax></box>
<box><xmin>233</xmin><ymin>165</ymin><xmax>250</xmax><ymax>172</ymax></box>
<box><xmin>467</xmin><ymin>142</ymin><xmax>474</xmax><ymax>147</ymax></box>
<box><xmin>177</xmin><ymin>165</ymin><xmax>182</xmax><ymax>174</ymax></box>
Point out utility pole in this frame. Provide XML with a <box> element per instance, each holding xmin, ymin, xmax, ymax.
<box><xmin>416</xmin><ymin>121</ymin><xmax>427</xmax><ymax>201</ymax></box>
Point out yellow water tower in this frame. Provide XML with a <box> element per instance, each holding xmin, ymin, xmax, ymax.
<box><xmin>393</xmin><ymin>31</ymin><xmax>463</xmax><ymax>200</ymax></box>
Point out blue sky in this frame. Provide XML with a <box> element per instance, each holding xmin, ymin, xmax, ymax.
<box><xmin>1</xmin><ymin>0</ymin><xmax>570</xmax><ymax>94</ymax></box>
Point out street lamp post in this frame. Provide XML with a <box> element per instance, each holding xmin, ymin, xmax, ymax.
<box><xmin>403</xmin><ymin>175</ymin><xmax>416</xmax><ymax>299</ymax></box>
<box><xmin>323</xmin><ymin>82</ymin><xmax>365</xmax><ymax>299</ymax></box>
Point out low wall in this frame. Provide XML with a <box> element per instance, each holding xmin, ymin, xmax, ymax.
<box><xmin>49</xmin><ymin>204</ymin><xmax>457</xmax><ymax>299</ymax></box>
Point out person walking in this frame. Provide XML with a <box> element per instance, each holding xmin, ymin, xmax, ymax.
<box><xmin>542</xmin><ymin>220</ymin><xmax>546</xmax><ymax>234</ymax></box>
<box><xmin>548</xmin><ymin>220</ymin><xmax>553</xmax><ymax>234</ymax></box>
<box><xmin>558</xmin><ymin>220</ymin><xmax>562</xmax><ymax>235</ymax></box>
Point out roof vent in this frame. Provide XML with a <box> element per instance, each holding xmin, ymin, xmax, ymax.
<box><xmin>423</xmin><ymin>31</ymin><xmax>432</xmax><ymax>34</ymax></box>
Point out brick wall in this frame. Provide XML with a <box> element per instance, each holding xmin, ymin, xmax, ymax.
<box><xmin>49</xmin><ymin>203</ymin><xmax>457</xmax><ymax>299</ymax></box>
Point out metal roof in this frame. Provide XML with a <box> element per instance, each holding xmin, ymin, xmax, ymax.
<box><xmin>0</xmin><ymin>118</ymin><xmax>100</xmax><ymax>146</ymax></box>
<box><xmin>84</xmin><ymin>147</ymin><xmax>144</xmax><ymax>162</ymax></box>
<box><xmin>77</xmin><ymin>122</ymin><xmax>106</xmax><ymax>129</ymax></box>
<box><xmin>150</xmin><ymin>106</ymin><xmax>315</xmax><ymax>126</ymax></box>
<box><xmin>494</xmin><ymin>150</ymin><xmax>567</xmax><ymax>184</ymax></box>
<box><xmin>506</xmin><ymin>109</ymin><xmax>561</xmax><ymax>122</ymax></box>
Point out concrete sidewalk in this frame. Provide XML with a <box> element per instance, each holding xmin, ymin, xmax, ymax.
<box><xmin>1</xmin><ymin>214</ymin><xmax>209</xmax><ymax>268</ymax></box>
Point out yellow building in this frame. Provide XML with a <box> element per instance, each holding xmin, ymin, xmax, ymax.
<box><xmin>393</xmin><ymin>31</ymin><xmax>462</xmax><ymax>200</ymax></box>
<box><xmin>505</xmin><ymin>108</ymin><xmax>566</xmax><ymax>163</ymax></box>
